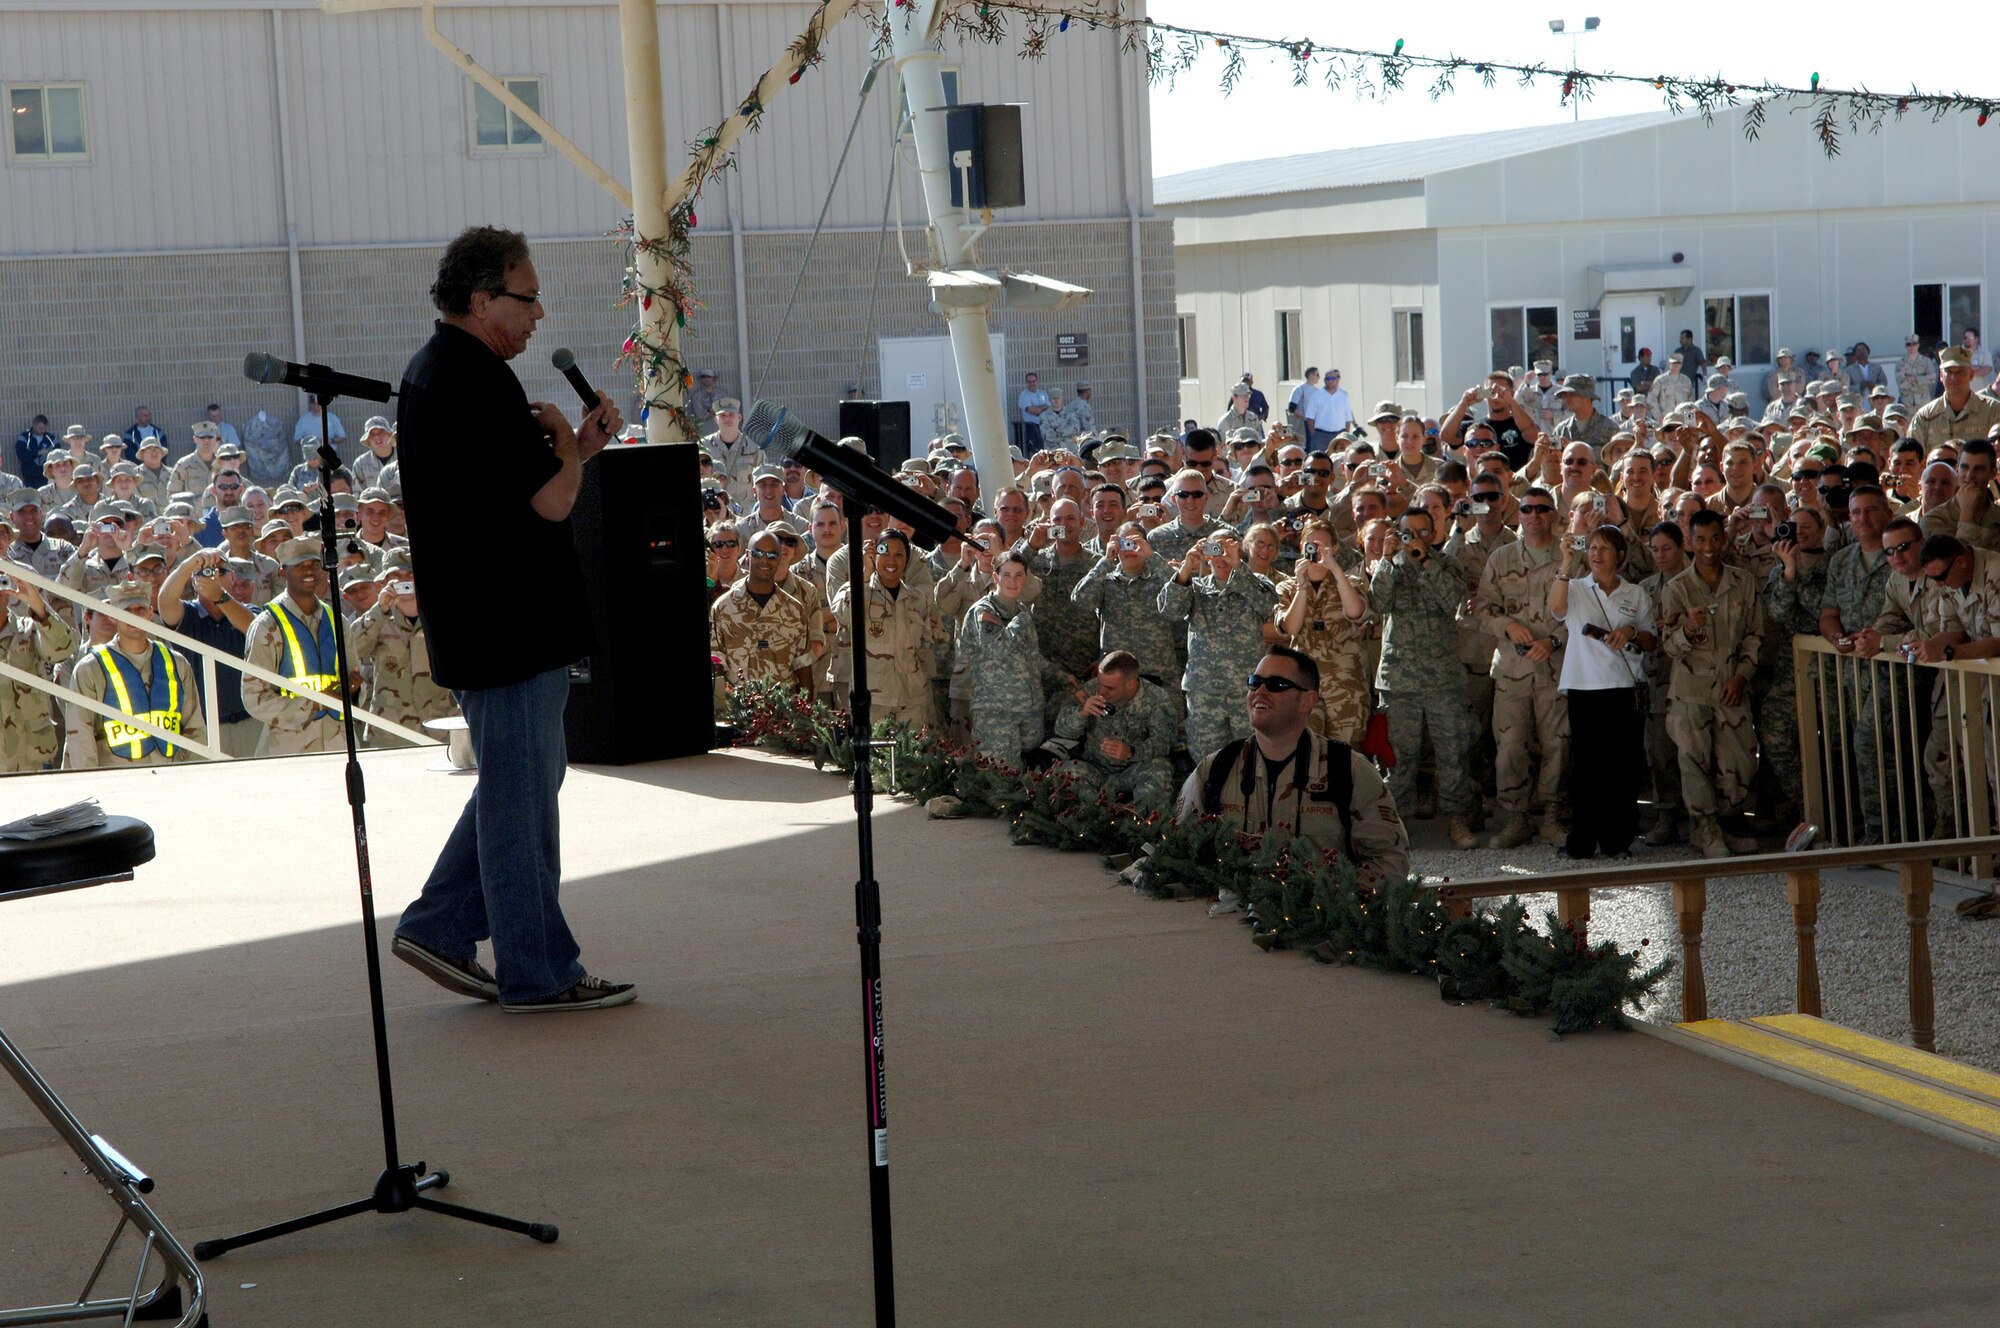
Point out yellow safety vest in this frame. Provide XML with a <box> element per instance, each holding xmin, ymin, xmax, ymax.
<box><xmin>267</xmin><ymin>599</ymin><xmax>342</xmax><ymax>707</ymax></box>
<box><xmin>95</xmin><ymin>642</ymin><xmax>182</xmax><ymax>760</ymax></box>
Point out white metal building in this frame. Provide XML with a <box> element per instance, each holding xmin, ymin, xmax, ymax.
<box><xmin>1160</xmin><ymin>106</ymin><xmax>2000</xmax><ymax>425</ymax></box>
<box><xmin>0</xmin><ymin>0</ymin><xmax>1174</xmax><ymax>453</ymax></box>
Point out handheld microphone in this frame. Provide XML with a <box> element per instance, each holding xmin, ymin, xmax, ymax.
<box><xmin>550</xmin><ymin>348</ymin><xmax>605</xmax><ymax>413</ymax></box>
<box><xmin>743</xmin><ymin>399</ymin><xmax>969</xmax><ymax>550</ymax></box>
<box><xmin>243</xmin><ymin>351</ymin><xmax>394</xmax><ymax>403</ymax></box>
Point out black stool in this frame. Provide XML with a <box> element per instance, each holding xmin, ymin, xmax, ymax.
<box><xmin>1</xmin><ymin>816</ymin><xmax>207</xmax><ymax>1327</ymax></box>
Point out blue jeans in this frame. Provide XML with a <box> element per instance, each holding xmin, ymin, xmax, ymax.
<box><xmin>1307</xmin><ymin>428</ymin><xmax>1337</xmax><ymax>454</ymax></box>
<box><xmin>397</xmin><ymin>666</ymin><xmax>584</xmax><ymax>1003</ymax></box>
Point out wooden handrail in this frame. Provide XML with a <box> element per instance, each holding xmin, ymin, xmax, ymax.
<box><xmin>1423</xmin><ymin>835</ymin><xmax>2000</xmax><ymax>1050</ymax></box>
<box><xmin>1427</xmin><ymin>835</ymin><xmax>2000</xmax><ymax>903</ymax></box>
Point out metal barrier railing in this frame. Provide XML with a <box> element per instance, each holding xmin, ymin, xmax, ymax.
<box><xmin>1794</xmin><ymin>637</ymin><xmax>2000</xmax><ymax>876</ymax></box>
<box><xmin>1430</xmin><ymin>835</ymin><xmax>2000</xmax><ymax>1052</ymax></box>
<box><xmin>0</xmin><ymin>557</ymin><xmax>436</xmax><ymax>765</ymax></box>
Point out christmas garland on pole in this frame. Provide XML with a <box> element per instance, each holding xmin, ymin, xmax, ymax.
<box><xmin>728</xmin><ymin>683</ymin><xmax>1672</xmax><ymax>1036</ymax></box>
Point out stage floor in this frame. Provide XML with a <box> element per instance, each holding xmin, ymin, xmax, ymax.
<box><xmin>4</xmin><ymin>748</ymin><xmax>1999</xmax><ymax>1326</ymax></box>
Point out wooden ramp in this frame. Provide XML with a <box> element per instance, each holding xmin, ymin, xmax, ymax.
<box><xmin>1661</xmin><ymin>1013</ymin><xmax>2000</xmax><ymax>1158</ymax></box>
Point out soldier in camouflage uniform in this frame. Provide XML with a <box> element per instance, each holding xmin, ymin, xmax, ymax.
<box><xmin>64</xmin><ymin>581</ymin><xmax>206</xmax><ymax>768</ymax></box>
<box><xmin>351</xmin><ymin>418</ymin><xmax>398</xmax><ymax>490</ymax></box>
<box><xmin>1070</xmin><ymin>525</ymin><xmax>1182</xmax><ymax>710</ymax></box>
<box><xmin>1052</xmin><ymin>651</ymin><xmax>1176</xmax><ymax>804</ymax></box>
<box><xmin>0</xmin><ymin>571</ymin><xmax>74</xmax><ymax>772</ymax></box>
<box><xmin>1021</xmin><ymin>498</ymin><xmax>1101</xmax><ymax>683</ymax></box>
<box><xmin>241</xmin><ymin>537</ymin><xmax>351</xmax><ymax>756</ymax></box>
<box><xmin>1815</xmin><ymin>487</ymin><xmax>1895</xmax><ymax>843</ymax></box>
<box><xmin>1370</xmin><ymin>508</ymin><xmax>1480</xmax><ymax>847</ymax></box>
<box><xmin>1661</xmin><ymin>509</ymin><xmax>1766</xmax><ymax>857</ymax></box>
<box><xmin>701</xmin><ymin>399</ymin><xmax>762</xmax><ymax>510</ymax></box>
<box><xmin>960</xmin><ymin>551</ymin><xmax>1049</xmax><ymax>761</ymax></box>
<box><xmin>1038</xmin><ymin>392</ymin><xmax>1082</xmax><ymax>452</ymax></box>
<box><xmin>1160</xmin><ymin>530</ymin><xmax>1277</xmax><ymax>759</ymax></box>
<box><xmin>1759</xmin><ymin>512</ymin><xmax>1831</xmax><ymax>830</ymax></box>
<box><xmin>709</xmin><ymin>529</ymin><xmax>814</xmax><ymax>689</ymax></box>
<box><xmin>1639</xmin><ymin>522</ymin><xmax>1693</xmax><ymax>843</ymax></box>
<box><xmin>1474</xmin><ymin>489</ymin><xmax>1569</xmax><ymax>847</ymax></box>
<box><xmin>170</xmin><ymin>424</ymin><xmax>223</xmax><ymax>501</ymax></box>
<box><xmin>1859</xmin><ymin>519</ymin><xmax>1966</xmax><ymax>830</ymax></box>
<box><xmin>349</xmin><ymin>568</ymin><xmax>457</xmax><ymax>746</ymax></box>
<box><xmin>1145</xmin><ymin>470</ymin><xmax>1235</xmax><ymax>563</ymax></box>
<box><xmin>830</xmin><ymin>529</ymin><xmax>944</xmax><ymax>730</ymax></box>
<box><xmin>1273</xmin><ymin>521</ymin><xmax>1372</xmax><ymax>743</ymax></box>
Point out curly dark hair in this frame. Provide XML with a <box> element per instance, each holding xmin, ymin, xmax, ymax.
<box><xmin>430</xmin><ymin>225</ymin><xmax>531</xmax><ymax>315</ymax></box>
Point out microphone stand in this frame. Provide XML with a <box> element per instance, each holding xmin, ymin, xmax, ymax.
<box><xmin>844</xmin><ymin>503</ymin><xmax>896</xmax><ymax>1327</ymax></box>
<box><xmin>195</xmin><ymin>416</ymin><xmax>555</xmax><ymax>1260</ymax></box>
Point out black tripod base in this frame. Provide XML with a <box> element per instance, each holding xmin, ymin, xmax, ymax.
<box><xmin>193</xmin><ymin>1163</ymin><xmax>557</xmax><ymax>1260</ymax></box>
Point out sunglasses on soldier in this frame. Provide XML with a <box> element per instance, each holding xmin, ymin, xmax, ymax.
<box><xmin>1245</xmin><ymin>673</ymin><xmax>1305</xmax><ymax>693</ymax></box>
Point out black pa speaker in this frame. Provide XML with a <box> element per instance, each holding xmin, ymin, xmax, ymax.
<box><xmin>944</xmin><ymin>104</ymin><xmax>1025</xmax><ymax>210</ymax></box>
<box><xmin>839</xmin><ymin>400</ymin><xmax>913</xmax><ymax>472</ymax></box>
<box><xmin>564</xmin><ymin>443</ymin><xmax>713</xmax><ymax>763</ymax></box>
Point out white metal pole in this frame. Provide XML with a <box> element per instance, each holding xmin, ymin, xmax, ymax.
<box><xmin>889</xmin><ymin>0</ymin><xmax>1015</xmax><ymax>499</ymax></box>
<box><xmin>620</xmin><ymin>0</ymin><xmax>678</xmax><ymax>444</ymax></box>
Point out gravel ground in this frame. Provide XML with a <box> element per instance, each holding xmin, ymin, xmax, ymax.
<box><xmin>1404</xmin><ymin>825</ymin><xmax>2000</xmax><ymax>1070</ymax></box>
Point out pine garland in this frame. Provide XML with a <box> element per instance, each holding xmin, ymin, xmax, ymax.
<box><xmin>727</xmin><ymin>684</ymin><xmax>1672</xmax><ymax>1035</ymax></box>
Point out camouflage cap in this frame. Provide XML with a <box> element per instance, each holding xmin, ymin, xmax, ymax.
<box><xmin>214</xmin><ymin>442</ymin><xmax>245</xmax><ymax>460</ymax></box>
<box><xmin>136</xmin><ymin>437</ymin><xmax>167</xmax><ymax>454</ymax></box>
<box><xmin>62</xmin><ymin>423</ymin><xmax>90</xmax><ymax>439</ymax></box>
<box><xmin>1226</xmin><ymin>427</ymin><xmax>1260</xmax><ymax>446</ymax></box>
<box><xmin>1367</xmin><ymin>400</ymin><xmax>1402</xmax><ymax>422</ymax></box>
<box><xmin>1096</xmin><ymin>442</ymin><xmax>1138</xmax><ymax>461</ymax></box>
<box><xmin>332</xmin><ymin>493</ymin><xmax>359</xmax><ymax>513</ymax></box>
<box><xmin>192</xmin><ymin>422</ymin><xmax>221</xmax><ymax>439</ymax></box>
<box><xmin>339</xmin><ymin>566</ymin><xmax>378</xmax><ymax>592</ymax></box>
<box><xmin>357</xmin><ymin>486</ymin><xmax>395</xmax><ymax>506</ymax></box>
<box><xmin>45</xmin><ymin>452</ymin><xmax>75</xmax><ymax>468</ymax></box>
<box><xmin>7</xmin><ymin>493</ymin><xmax>39</xmax><ymax>514</ymax></box>
<box><xmin>1868</xmin><ymin>382</ymin><xmax>1893</xmax><ymax>398</ymax></box>
<box><xmin>1836</xmin><ymin>393</ymin><xmax>1863</xmax><ymax>410</ymax></box>
<box><xmin>271</xmin><ymin>487</ymin><xmax>308</xmax><ymax>510</ymax></box>
<box><xmin>714</xmin><ymin>397</ymin><xmax>742</xmax><ymax>414</ymax></box>
<box><xmin>128</xmin><ymin>543</ymin><xmax>167</xmax><ymax>566</ymax></box>
<box><xmin>752</xmin><ymin>465</ymin><xmax>784</xmax><ymax>482</ymax></box>
<box><xmin>161</xmin><ymin>502</ymin><xmax>196</xmax><ymax>520</ymax></box>
<box><xmin>1705</xmin><ymin>374</ymin><xmax>1730</xmax><ymax>392</ymax></box>
<box><xmin>89</xmin><ymin>499</ymin><xmax>123</xmax><ymax>521</ymax></box>
<box><xmin>1884</xmin><ymin>403</ymin><xmax>1913</xmax><ymax>421</ymax></box>
<box><xmin>1776</xmin><ymin>347</ymin><xmax>1796</xmax><ymax>360</ymax></box>
<box><xmin>1849</xmin><ymin>413</ymin><xmax>1886</xmax><ymax>433</ymax></box>
<box><xmin>102</xmin><ymin>581</ymin><xmax>152</xmax><ymax>609</ymax></box>
<box><xmin>1559</xmin><ymin>374</ymin><xmax>1596</xmax><ymax>396</ymax></box>
<box><xmin>277</xmin><ymin>537</ymin><xmax>322</xmax><ymax>568</ymax></box>
<box><xmin>258</xmin><ymin>518</ymin><xmax>293</xmax><ymax>540</ymax></box>
<box><xmin>109</xmin><ymin>461</ymin><xmax>141</xmax><ymax>478</ymax></box>
<box><xmin>699</xmin><ymin>476</ymin><xmax>725</xmax><ymax>493</ymax></box>
<box><xmin>1725</xmin><ymin>392</ymin><xmax>1749</xmax><ymax>408</ymax></box>
<box><xmin>378</xmin><ymin>547</ymin><xmax>413</xmax><ymax>575</ymax></box>
<box><xmin>1940</xmin><ymin>347</ymin><xmax>1972</xmax><ymax>369</ymax></box>
<box><xmin>361</xmin><ymin>415</ymin><xmax>392</xmax><ymax>435</ymax></box>
<box><xmin>219</xmin><ymin>505</ymin><xmax>254</xmax><ymax>528</ymax></box>
<box><xmin>895</xmin><ymin>459</ymin><xmax>931</xmax><ymax>477</ymax></box>
<box><xmin>223</xmin><ymin>556</ymin><xmax>261</xmax><ymax>578</ymax></box>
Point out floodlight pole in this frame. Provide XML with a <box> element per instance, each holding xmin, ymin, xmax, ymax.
<box><xmin>888</xmin><ymin>0</ymin><xmax>1016</xmax><ymax>499</ymax></box>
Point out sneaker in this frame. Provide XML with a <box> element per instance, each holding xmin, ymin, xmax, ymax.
<box><xmin>391</xmin><ymin>934</ymin><xmax>499</xmax><ymax>1002</ymax></box>
<box><xmin>501</xmin><ymin>974</ymin><xmax>638</xmax><ymax>1014</ymax></box>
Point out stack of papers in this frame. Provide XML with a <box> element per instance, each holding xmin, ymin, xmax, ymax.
<box><xmin>0</xmin><ymin>799</ymin><xmax>108</xmax><ymax>841</ymax></box>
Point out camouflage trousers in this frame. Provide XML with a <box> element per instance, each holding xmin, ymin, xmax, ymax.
<box><xmin>1753</xmin><ymin>662</ymin><xmax>1803</xmax><ymax>809</ymax></box>
<box><xmin>1186</xmin><ymin>685</ymin><xmax>1253</xmax><ymax>765</ymax></box>
<box><xmin>1643</xmin><ymin>685</ymin><xmax>1682</xmax><ymax>820</ymax></box>
<box><xmin>1666</xmin><ymin>696</ymin><xmax>1757</xmax><ymax>819</ymax></box>
<box><xmin>1382</xmin><ymin>688</ymin><xmax>1475</xmax><ymax>815</ymax></box>
<box><xmin>1304</xmin><ymin>658</ymin><xmax>1371</xmax><ymax>746</ymax></box>
<box><xmin>1492</xmin><ymin>669</ymin><xmax>1567</xmax><ymax>818</ymax></box>
<box><xmin>1055</xmin><ymin>757</ymin><xmax>1174</xmax><ymax>806</ymax></box>
<box><xmin>972</xmin><ymin>706</ymin><xmax>1044</xmax><ymax>763</ymax></box>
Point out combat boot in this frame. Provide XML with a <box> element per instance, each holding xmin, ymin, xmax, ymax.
<box><xmin>1539</xmin><ymin>815</ymin><xmax>1568</xmax><ymax>847</ymax></box>
<box><xmin>1645</xmin><ymin>810</ymin><xmax>1681</xmax><ymax>846</ymax></box>
<box><xmin>1720</xmin><ymin>826</ymin><xmax>1760</xmax><ymax>855</ymax></box>
<box><xmin>1449</xmin><ymin>815</ymin><xmax>1480</xmax><ymax>850</ymax></box>
<box><xmin>1487</xmin><ymin>815</ymin><xmax>1533</xmax><ymax>850</ymax></box>
<box><xmin>1690</xmin><ymin>817</ymin><xmax>1730</xmax><ymax>861</ymax></box>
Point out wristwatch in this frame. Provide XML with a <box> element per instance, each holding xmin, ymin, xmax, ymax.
<box><xmin>1944</xmin><ymin>644</ymin><xmax>1957</xmax><ymax>662</ymax></box>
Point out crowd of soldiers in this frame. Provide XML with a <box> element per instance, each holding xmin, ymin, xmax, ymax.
<box><xmin>0</xmin><ymin>412</ymin><xmax>451</xmax><ymax>770</ymax></box>
<box><xmin>707</xmin><ymin>340</ymin><xmax>2000</xmax><ymax>863</ymax></box>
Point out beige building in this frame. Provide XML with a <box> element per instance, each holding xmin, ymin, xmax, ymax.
<box><xmin>1161</xmin><ymin>107</ymin><xmax>1998</xmax><ymax>426</ymax></box>
<box><xmin>1</xmin><ymin>0</ymin><xmax>1174</xmax><ymax>460</ymax></box>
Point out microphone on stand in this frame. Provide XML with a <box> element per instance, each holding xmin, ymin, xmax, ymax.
<box><xmin>743</xmin><ymin>399</ymin><xmax>970</xmax><ymax>550</ymax></box>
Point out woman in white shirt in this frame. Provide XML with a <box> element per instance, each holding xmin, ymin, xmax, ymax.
<box><xmin>1547</xmin><ymin>523</ymin><xmax>1658</xmax><ymax>858</ymax></box>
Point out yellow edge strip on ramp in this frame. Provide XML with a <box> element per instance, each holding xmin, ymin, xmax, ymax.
<box><xmin>1679</xmin><ymin>1020</ymin><xmax>2000</xmax><ymax>1139</ymax></box>
<box><xmin>1750</xmin><ymin>1013</ymin><xmax>2000</xmax><ymax>1104</ymax></box>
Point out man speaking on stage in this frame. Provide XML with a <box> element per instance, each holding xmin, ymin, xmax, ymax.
<box><xmin>389</xmin><ymin>224</ymin><xmax>638</xmax><ymax>1014</ymax></box>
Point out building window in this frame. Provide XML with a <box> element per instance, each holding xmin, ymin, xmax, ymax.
<box><xmin>1914</xmin><ymin>282</ymin><xmax>1982</xmax><ymax>353</ymax></box>
<box><xmin>1703</xmin><ymin>293</ymin><xmax>1772</xmax><ymax>365</ymax></box>
<box><xmin>470</xmin><ymin>77</ymin><xmax>544</xmax><ymax>154</ymax></box>
<box><xmin>1489</xmin><ymin>304</ymin><xmax>1559</xmax><ymax>373</ymax></box>
<box><xmin>1393</xmin><ymin>310</ymin><xmax>1425</xmax><ymax>385</ymax></box>
<box><xmin>7</xmin><ymin>84</ymin><xmax>87</xmax><ymax>161</ymax></box>
<box><xmin>1177</xmin><ymin>314</ymin><xmax>1197</xmax><ymax>379</ymax></box>
<box><xmin>1276</xmin><ymin>310</ymin><xmax>1302</xmax><ymax>382</ymax></box>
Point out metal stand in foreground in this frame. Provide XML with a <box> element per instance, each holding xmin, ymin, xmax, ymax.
<box><xmin>844</xmin><ymin>508</ymin><xmax>896</xmax><ymax>1328</ymax></box>
<box><xmin>193</xmin><ymin>427</ymin><xmax>556</xmax><ymax>1261</ymax></box>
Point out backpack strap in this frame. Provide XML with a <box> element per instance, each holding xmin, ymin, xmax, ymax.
<box><xmin>1200</xmin><ymin>738</ymin><xmax>1250</xmax><ymax>816</ymax></box>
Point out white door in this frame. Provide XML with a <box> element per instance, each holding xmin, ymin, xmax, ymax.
<box><xmin>877</xmin><ymin>333</ymin><xmax>1008</xmax><ymax>440</ymax></box>
<box><xmin>1600</xmin><ymin>294</ymin><xmax>1665</xmax><ymax>388</ymax></box>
